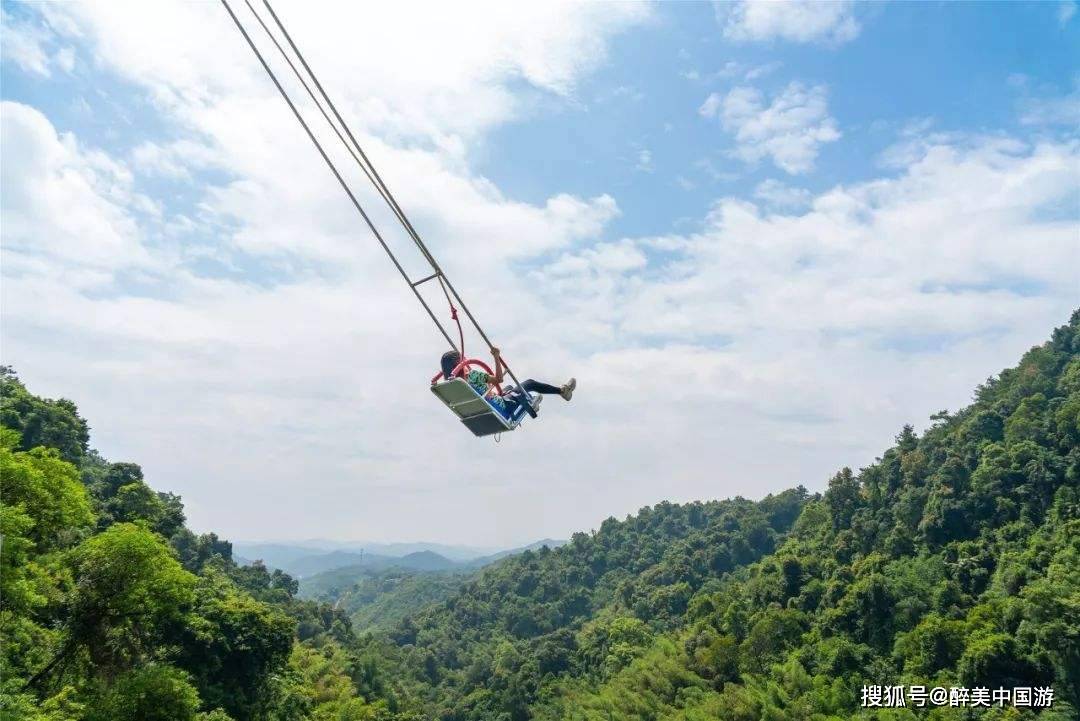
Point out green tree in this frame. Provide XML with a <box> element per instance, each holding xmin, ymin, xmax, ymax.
<box><xmin>0</xmin><ymin>367</ymin><xmax>89</xmax><ymax>464</ymax></box>
<box><xmin>176</xmin><ymin>573</ymin><xmax>295</xmax><ymax>721</ymax></box>
<box><xmin>0</xmin><ymin>429</ymin><xmax>94</xmax><ymax>551</ymax></box>
<box><xmin>56</xmin><ymin>524</ymin><xmax>197</xmax><ymax>681</ymax></box>
<box><xmin>85</xmin><ymin>665</ymin><xmax>201</xmax><ymax>721</ymax></box>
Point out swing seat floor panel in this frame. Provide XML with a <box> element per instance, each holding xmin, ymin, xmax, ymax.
<box><xmin>431</xmin><ymin>378</ymin><xmax>541</xmax><ymax>437</ymax></box>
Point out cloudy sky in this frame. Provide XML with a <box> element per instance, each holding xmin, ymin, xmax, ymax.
<box><xmin>2</xmin><ymin>1</ymin><xmax>1077</xmax><ymax>548</ymax></box>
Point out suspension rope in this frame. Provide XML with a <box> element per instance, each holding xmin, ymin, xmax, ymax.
<box><xmin>238</xmin><ymin>1</ymin><xmax>401</xmax><ymax>234</ymax></box>
<box><xmin>224</xmin><ymin>0</ymin><xmax>536</xmax><ymax>412</ymax></box>
<box><xmin>260</xmin><ymin>0</ymin><xmax>440</xmax><ymax>269</ymax></box>
<box><xmin>242</xmin><ymin>0</ymin><xmax>446</xmax><ymax>277</ymax></box>
<box><xmin>219</xmin><ymin>0</ymin><xmax>456</xmax><ymax>350</ymax></box>
<box><xmin>242</xmin><ymin>0</ymin><xmax>469</xmax><ymax>364</ymax></box>
<box><xmin>437</xmin><ymin>276</ymin><xmax>465</xmax><ymax>363</ymax></box>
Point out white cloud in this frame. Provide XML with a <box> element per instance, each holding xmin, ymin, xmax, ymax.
<box><xmin>636</xmin><ymin>148</ymin><xmax>654</xmax><ymax>172</ymax></box>
<box><xmin>54</xmin><ymin>46</ymin><xmax>76</xmax><ymax>73</ymax></box>
<box><xmin>532</xmin><ymin>140</ymin><xmax>1079</xmax><ymax>448</ymax></box>
<box><xmin>6</xmin><ymin>110</ymin><xmax>1077</xmax><ymax>547</ymax></box>
<box><xmin>43</xmin><ymin>1</ymin><xmax>649</xmax><ymax>144</ymax></box>
<box><xmin>596</xmin><ymin>85</ymin><xmax>646</xmax><ymax>103</ymax></box>
<box><xmin>745</xmin><ymin>61</ymin><xmax>782</xmax><ymax>81</ymax></box>
<box><xmin>540</xmin><ymin>136</ymin><xmax>1078</xmax><ymax>343</ymax></box>
<box><xmin>694</xmin><ymin>157</ymin><xmax>740</xmax><ymax>183</ymax></box>
<box><xmin>1</xmin><ymin>102</ymin><xmax>153</xmax><ymax>276</ymax></box>
<box><xmin>697</xmin><ymin>60</ymin><xmax>782</xmax><ymax>84</ymax></box>
<box><xmin>753</xmin><ymin>178</ymin><xmax>812</xmax><ymax>210</ymax></box>
<box><xmin>717</xmin><ymin>61</ymin><xmax>743</xmax><ymax>79</ymax></box>
<box><xmin>1</xmin><ymin>8</ymin><xmax>53</xmax><ymax>76</ymax></box>
<box><xmin>131</xmin><ymin>139</ymin><xmax>223</xmax><ymax>181</ymax></box>
<box><xmin>0</xmin><ymin>9</ymin><xmax>79</xmax><ymax>77</ymax></box>
<box><xmin>1</xmin><ymin>98</ymin><xmax>627</xmax><ymax>544</ymax></box>
<box><xmin>712</xmin><ymin>82</ymin><xmax>841</xmax><ymax>174</ymax></box>
<box><xmin>719</xmin><ymin>0</ymin><xmax>861</xmax><ymax>45</ymax></box>
<box><xmin>1059</xmin><ymin>1</ymin><xmax>1077</xmax><ymax>26</ymax></box>
<box><xmin>1019</xmin><ymin>86</ymin><xmax>1080</xmax><ymax>127</ymax></box>
<box><xmin>699</xmin><ymin>92</ymin><xmax>722</xmax><ymax>118</ymax></box>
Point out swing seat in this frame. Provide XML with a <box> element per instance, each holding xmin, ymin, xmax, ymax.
<box><xmin>430</xmin><ymin>378</ymin><xmax>541</xmax><ymax>437</ymax></box>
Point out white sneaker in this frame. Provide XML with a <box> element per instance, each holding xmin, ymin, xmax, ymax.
<box><xmin>560</xmin><ymin>378</ymin><xmax>576</xmax><ymax>401</ymax></box>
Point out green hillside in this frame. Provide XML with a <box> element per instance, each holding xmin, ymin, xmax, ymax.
<box><xmin>2</xmin><ymin>310</ymin><xmax>1077</xmax><ymax>721</ymax></box>
<box><xmin>296</xmin><ymin>542</ymin><xmax>572</xmax><ymax>635</ymax></box>
<box><xmin>0</xmin><ymin>366</ymin><xmax>415</xmax><ymax>721</ymax></box>
<box><xmin>525</xmin><ymin>319</ymin><xmax>1080</xmax><ymax>719</ymax></box>
<box><xmin>300</xmin><ymin>567</ymin><xmax>470</xmax><ymax>633</ymax></box>
<box><xmin>376</xmin><ymin>488</ymin><xmax>809</xmax><ymax>719</ymax></box>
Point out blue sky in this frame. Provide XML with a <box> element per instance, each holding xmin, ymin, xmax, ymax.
<box><xmin>477</xmin><ymin>1</ymin><xmax>1079</xmax><ymax>237</ymax></box>
<box><xmin>1</xmin><ymin>1</ymin><xmax>1077</xmax><ymax>545</ymax></box>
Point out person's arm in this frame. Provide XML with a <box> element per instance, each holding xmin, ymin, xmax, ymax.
<box><xmin>491</xmin><ymin>347</ymin><xmax>505</xmax><ymax>384</ymax></box>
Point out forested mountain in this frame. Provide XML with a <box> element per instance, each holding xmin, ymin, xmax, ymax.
<box><xmin>300</xmin><ymin>568</ymin><xmax>471</xmax><ymax>633</ymax></box>
<box><xmin>284</xmin><ymin>550</ymin><xmax>457</xmax><ymax>579</ymax></box>
<box><xmin>0</xmin><ymin>366</ymin><xmax>416</xmax><ymax>720</ymax></box>
<box><xmin>377</xmin><ymin>488</ymin><xmax>809</xmax><ymax>719</ymax></box>
<box><xmin>519</xmin><ymin>313</ymin><xmax>1080</xmax><ymax>719</ymax></box>
<box><xmin>2</xmin><ymin>310</ymin><xmax>1078</xmax><ymax>721</ymax></box>
<box><xmin>234</xmin><ymin>542</ymin><xmax>501</xmax><ymax>567</ymax></box>
<box><xmin>461</xmin><ymin>539</ymin><xmax>569</xmax><ymax>569</ymax></box>
<box><xmin>236</xmin><ymin>540</ymin><xmax>565</xmax><ymax>581</ymax></box>
<box><xmin>295</xmin><ymin>542</ymin><xmax>572</xmax><ymax>635</ymax></box>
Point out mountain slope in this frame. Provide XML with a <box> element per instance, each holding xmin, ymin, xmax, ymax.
<box><xmin>233</xmin><ymin>540</ymin><xmax>500</xmax><ymax>571</ymax></box>
<box><xmin>463</xmin><ymin>538</ymin><xmax>568</xmax><ymax>569</ymax></box>
<box><xmin>301</xmin><ymin>567</ymin><xmax>471</xmax><ymax>633</ymax></box>
<box><xmin>398</xmin><ymin>551</ymin><xmax>459</xmax><ymax>572</ymax></box>
<box><xmin>240</xmin><ymin>547</ymin><xmax>460</xmax><ymax>579</ymax></box>
<box><xmin>297</xmin><ymin>543</ymin><xmax>570</xmax><ymax>634</ymax></box>
<box><xmin>286</xmin><ymin>550</ymin><xmax>378</xmax><ymax>578</ymax></box>
<box><xmin>528</xmin><ymin>311</ymin><xmax>1080</xmax><ymax>720</ymax></box>
<box><xmin>375</xmin><ymin>486</ymin><xmax>811</xmax><ymax>718</ymax></box>
<box><xmin>0</xmin><ymin>368</ymin><xmax>415</xmax><ymax>720</ymax></box>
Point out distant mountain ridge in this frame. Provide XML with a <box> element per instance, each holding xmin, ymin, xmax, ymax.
<box><xmin>235</xmin><ymin>538</ymin><xmax>566</xmax><ymax>578</ymax></box>
<box><xmin>236</xmin><ymin>538</ymin><xmax>501</xmax><ymax>561</ymax></box>
<box><xmin>294</xmin><ymin>540</ymin><xmax>571</xmax><ymax>633</ymax></box>
<box><xmin>462</xmin><ymin>537</ymin><xmax>567</xmax><ymax>568</ymax></box>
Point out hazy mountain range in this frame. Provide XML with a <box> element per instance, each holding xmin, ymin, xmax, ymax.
<box><xmin>234</xmin><ymin>538</ymin><xmax>566</xmax><ymax>578</ymax></box>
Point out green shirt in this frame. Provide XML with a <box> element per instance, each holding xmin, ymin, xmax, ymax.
<box><xmin>466</xmin><ymin>369</ymin><xmax>507</xmax><ymax>412</ymax></box>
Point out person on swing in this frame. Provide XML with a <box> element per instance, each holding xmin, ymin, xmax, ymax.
<box><xmin>437</xmin><ymin>347</ymin><xmax>575</xmax><ymax>415</ymax></box>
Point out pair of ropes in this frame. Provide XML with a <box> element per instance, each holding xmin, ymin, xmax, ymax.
<box><xmin>220</xmin><ymin>0</ymin><xmax>532</xmax><ymax>410</ymax></box>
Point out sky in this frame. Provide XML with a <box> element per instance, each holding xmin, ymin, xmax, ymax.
<box><xmin>1</xmin><ymin>0</ymin><xmax>1077</xmax><ymax>548</ymax></box>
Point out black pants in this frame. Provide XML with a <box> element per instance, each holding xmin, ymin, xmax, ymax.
<box><xmin>503</xmin><ymin>378</ymin><xmax>560</xmax><ymax>413</ymax></box>
<box><xmin>519</xmin><ymin>379</ymin><xmax>560</xmax><ymax>395</ymax></box>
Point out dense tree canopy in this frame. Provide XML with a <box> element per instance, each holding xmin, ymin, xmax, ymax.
<box><xmin>520</xmin><ymin>310</ymin><xmax>1080</xmax><ymax>720</ymax></box>
<box><xmin>0</xmin><ymin>370</ymin><xmax>409</xmax><ymax>721</ymax></box>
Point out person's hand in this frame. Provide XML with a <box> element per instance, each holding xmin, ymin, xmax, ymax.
<box><xmin>491</xmin><ymin>346</ymin><xmax>501</xmax><ymax>358</ymax></box>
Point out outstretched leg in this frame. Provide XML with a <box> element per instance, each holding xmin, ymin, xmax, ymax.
<box><xmin>520</xmin><ymin>379</ymin><xmax>561</xmax><ymax>394</ymax></box>
<box><xmin>512</xmin><ymin>378</ymin><xmax>576</xmax><ymax>404</ymax></box>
